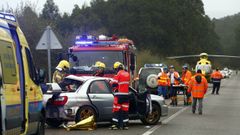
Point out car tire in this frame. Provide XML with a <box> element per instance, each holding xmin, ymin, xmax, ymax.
<box><xmin>146</xmin><ymin>74</ymin><xmax>158</xmax><ymax>88</ymax></box>
<box><xmin>140</xmin><ymin>103</ymin><xmax>161</xmax><ymax>125</ymax></box>
<box><xmin>46</xmin><ymin>118</ymin><xmax>63</xmax><ymax>128</ymax></box>
<box><xmin>75</xmin><ymin>106</ymin><xmax>96</xmax><ymax>123</ymax></box>
<box><xmin>33</xmin><ymin>112</ymin><xmax>45</xmax><ymax>135</ymax></box>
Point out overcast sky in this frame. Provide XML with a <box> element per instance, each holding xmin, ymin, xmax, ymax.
<box><xmin>0</xmin><ymin>0</ymin><xmax>240</xmax><ymax>19</ymax></box>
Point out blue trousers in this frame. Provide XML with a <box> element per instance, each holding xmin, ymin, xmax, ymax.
<box><xmin>157</xmin><ymin>86</ymin><xmax>167</xmax><ymax>97</ymax></box>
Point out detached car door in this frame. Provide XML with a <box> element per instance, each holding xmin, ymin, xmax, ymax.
<box><xmin>88</xmin><ymin>80</ymin><xmax>114</xmax><ymax>121</ymax></box>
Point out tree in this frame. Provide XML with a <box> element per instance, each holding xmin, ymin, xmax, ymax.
<box><xmin>234</xmin><ymin>23</ymin><xmax>240</xmax><ymax>55</ymax></box>
<box><xmin>40</xmin><ymin>0</ymin><xmax>60</xmax><ymax>22</ymax></box>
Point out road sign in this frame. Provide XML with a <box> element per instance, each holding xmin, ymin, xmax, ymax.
<box><xmin>36</xmin><ymin>26</ymin><xmax>62</xmax><ymax>82</ymax></box>
<box><xmin>36</xmin><ymin>26</ymin><xmax>62</xmax><ymax>50</ymax></box>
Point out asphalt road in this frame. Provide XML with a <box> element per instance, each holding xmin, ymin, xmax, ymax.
<box><xmin>46</xmin><ymin>74</ymin><xmax>240</xmax><ymax>135</ymax></box>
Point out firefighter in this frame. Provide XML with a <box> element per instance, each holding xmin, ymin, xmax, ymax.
<box><xmin>181</xmin><ymin>65</ymin><xmax>192</xmax><ymax>105</ymax></box>
<box><xmin>157</xmin><ymin>67</ymin><xmax>170</xmax><ymax>98</ymax></box>
<box><xmin>168</xmin><ymin>65</ymin><xmax>181</xmax><ymax>106</ymax></box>
<box><xmin>188</xmin><ymin>69</ymin><xmax>208</xmax><ymax>115</ymax></box>
<box><xmin>52</xmin><ymin>60</ymin><xmax>70</xmax><ymax>83</ymax></box>
<box><xmin>111</xmin><ymin>62</ymin><xmax>130</xmax><ymax>130</ymax></box>
<box><xmin>93</xmin><ymin>61</ymin><xmax>105</xmax><ymax>77</ymax></box>
<box><xmin>211</xmin><ymin>68</ymin><xmax>223</xmax><ymax>95</ymax></box>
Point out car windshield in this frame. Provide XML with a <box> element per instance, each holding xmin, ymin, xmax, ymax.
<box><xmin>69</xmin><ymin>51</ymin><xmax>124</xmax><ymax>74</ymax></box>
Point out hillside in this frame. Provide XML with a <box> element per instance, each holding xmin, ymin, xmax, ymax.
<box><xmin>214</xmin><ymin>13</ymin><xmax>240</xmax><ymax>55</ymax></box>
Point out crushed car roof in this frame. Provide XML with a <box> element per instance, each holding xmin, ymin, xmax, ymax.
<box><xmin>65</xmin><ymin>75</ymin><xmax>115</xmax><ymax>82</ymax></box>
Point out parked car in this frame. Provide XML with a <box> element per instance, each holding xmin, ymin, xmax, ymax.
<box><xmin>137</xmin><ymin>64</ymin><xmax>167</xmax><ymax>95</ymax></box>
<box><xmin>43</xmin><ymin>75</ymin><xmax>168</xmax><ymax>127</ymax></box>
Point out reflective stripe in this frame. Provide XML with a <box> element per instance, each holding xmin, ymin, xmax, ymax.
<box><xmin>212</xmin><ymin>79</ymin><xmax>221</xmax><ymax>83</ymax></box>
<box><xmin>113</xmin><ymin>105</ymin><xmax>121</xmax><ymax>109</ymax></box>
<box><xmin>114</xmin><ymin>92</ymin><xmax>129</xmax><ymax>96</ymax></box>
<box><xmin>123</xmin><ymin>119</ymin><xmax>129</xmax><ymax>122</ymax></box>
<box><xmin>122</xmin><ymin>104</ymin><xmax>129</xmax><ymax>108</ymax></box>
<box><xmin>112</xmin><ymin>118</ymin><xmax>118</xmax><ymax>122</ymax></box>
<box><xmin>159</xmin><ymin>80</ymin><xmax>167</xmax><ymax>83</ymax></box>
<box><xmin>118</xmin><ymin>81</ymin><xmax>129</xmax><ymax>85</ymax></box>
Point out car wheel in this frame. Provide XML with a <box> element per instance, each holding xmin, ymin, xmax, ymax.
<box><xmin>33</xmin><ymin>112</ymin><xmax>45</xmax><ymax>135</ymax></box>
<box><xmin>75</xmin><ymin>106</ymin><xmax>96</xmax><ymax>123</ymax></box>
<box><xmin>46</xmin><ymin>118</ymin><xmax>63</xmax><ymax>128</ymax></box>
<box><xmin>146</xmin><ymin>74</ymin><xmax>158</xmax><ymax>88</ymax></box>
<box><xmin>140</xmin><ymin>103</ymin><xmax>161</xmax><ymax>125</ymax></box>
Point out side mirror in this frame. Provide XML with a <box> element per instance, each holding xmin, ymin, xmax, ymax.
<box><xmin>46</xmin><ymin>83</ymin><xmax>62</xmax><ymax>93</ymax></box>
<box><xmin>37</xmin><ymin>69</ymin><xmax>46</xmax><ymax>84</ymax></box>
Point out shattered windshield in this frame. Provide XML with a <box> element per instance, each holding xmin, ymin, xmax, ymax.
<box><xmin>69</xmin><ymin>51</ymin><xmax>124</xmax><ymax>73</ymax></box>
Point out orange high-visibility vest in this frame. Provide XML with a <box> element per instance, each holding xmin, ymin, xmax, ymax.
<box><xmin>188</xmin><ymin>73</ymin><xmax>208</xmax><ymax>98</ymax></box>
<box><xmin>158</xmin><ymin>72</ymin><xmax>170</xmax><ymax>86</ymax></box>
<box><xmin>211</xmin><ymin>71</ymin><xmax>223</xmax><ymax>79</ymax></box>
<box><xmin>182</xmin><ymin>70</ymin><xmax>192</xmax><ymax>86</ymax></box>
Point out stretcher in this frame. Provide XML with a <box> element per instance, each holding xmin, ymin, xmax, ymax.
<box><xmin>172</xmin><ymin>84</ymin><xmax>190</xmax><ymax>105</ymax></box>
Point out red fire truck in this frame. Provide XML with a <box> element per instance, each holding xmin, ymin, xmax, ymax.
<box><xmin>68</xmin><ymin>35</ymin><xmax>137</xmax><ymax>84</ymax></box>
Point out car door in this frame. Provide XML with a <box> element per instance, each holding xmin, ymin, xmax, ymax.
<box><xmin>0</xmin><ymin>40</ymin><xmax>22</xmax><ymax>134</ymax></box>
<box><xmin>22</xmin><ymin>46</ymin><xmax>43</xmax><ymax>134</ymax></box>
<box><xmin>88</xmin><ymin>80</ymin><xmax>114</xmax><ymax>120</ymax></box>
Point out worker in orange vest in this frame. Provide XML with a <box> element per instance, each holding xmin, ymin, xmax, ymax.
<box><xmin>111</xmin><ymin>62</ymin><xmax>130</xmax><ymax>130</ymax></box>
<box><xmin>181</xmin><ymin>65</ymin><xmax>192</xmax><ymax>105</ymax></box>
<box><xmin>168</xmin><ymin>65</ymin><xmax>181</xmax><ymax>106</ymax></box>
<box><xmin>157</xmin><ymin>67</ymin><xmax>170</xmax><ymax>98</ymax></box>
<box><xmin>210</xmin><ymin>68</ymin><xmax>223</xmax><ymax>95</ymax></box>
<box><xmin>188</xmin><ymin>69</ymin><xmax>208</xmax><ymax>115</ymax></box>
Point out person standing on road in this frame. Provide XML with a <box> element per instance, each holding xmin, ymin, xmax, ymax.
<box><xmin>181</xmin><ymin>65</ymin><xmax>192</xmax><ymax>105</ymax></box>
<box><xmin>168</xmin><ymin>65</ymin><xmax>181</xmax><ymax>106</ymax></box>
<box><xmin>188</xmin><ymin>69</ymin><xmax>208</xmax><ymax>115</ymax></box>
<box><xmin>157</xmin><ymin>67</ymin><xmax>170</xmax><ymax>98</ymax></box>
<box><xmin>111</xmin><ymin>62</ymin><xmax>130</xmax><ymax>130</ymax></box>
<box><xmin>211</xmin><ymin>68</ymin><xmax>223</xmax><ymax>95</ymax></box>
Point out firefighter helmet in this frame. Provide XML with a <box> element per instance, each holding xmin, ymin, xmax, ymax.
<box><xmin>95</xmin><ymin>61</ymin><xmax>106</xmax><ymax>68</ymax></box>
<box><xmin>113</xmin><ymin>61</ymin><xmax>124</xmax><ymax>70</ymax></box>
<box><xmin>57</xmin><ymin>60</ymin><xmax>70</xmax><ymax>70</ymax></box>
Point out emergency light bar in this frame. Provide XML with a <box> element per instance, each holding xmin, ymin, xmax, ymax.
<box><xmin>144</xmin><ymin>63</ymin><xmax>166</xmax><ymax>68</ymax></box>
<box><xmin>74</xmin><ymin>35</ymin><xmax>119</xmax><ymax>46</ymax></box>
<box><xmin>0</xmin><ymin>12</ymin><xmax>16</xmax><ymax>22</ymax></box>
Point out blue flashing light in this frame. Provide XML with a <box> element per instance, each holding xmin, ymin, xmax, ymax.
<box><xmin>0</xmin><ymin>12</ymin><xmax>16</xmax><ymax>22</ymax></box>
<box><xmin>75</xmin><ymin>41</ymin><xmax>94</xmax><ymax>45</ymax></box>
<box><xmin>74</xmin><ymin>35</ymin><xmax>120</xmax><ymax>46</ymax></box>
<box><xmin>96</xmin><ymin>41</ymin><xmax>119</xmax><ymax>45</ymax></box>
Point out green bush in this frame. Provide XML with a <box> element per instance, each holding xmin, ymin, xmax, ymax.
<box><xmin>136</xmin><ymin>50</ymin><xmax>182</xmax><ymax>72</ymax></box>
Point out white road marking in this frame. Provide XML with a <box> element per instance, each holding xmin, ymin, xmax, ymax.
<box><xmin>142</xmin><ymin>124</ymin><xmax>162</xmax><ymax>135</ymax></box>
<box><xmin>142</xmin><ymin>90</ymin><xmax>212</xmax><ymax>135</ymax></box>
<box><xmin>161</xmin><ymin>107</ymin><xmax>188</xmax><ymax>124</ymax></box>
<box><xmin>142</xmin><ymin>106</ymin><xmax>188</xmax><ymax>135</ymax></box>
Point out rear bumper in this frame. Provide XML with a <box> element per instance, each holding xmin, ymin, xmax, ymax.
<box><xmin>161</xmin><ymin>104</ymin><xmax>168</xmax><ymax>116</ymax></box>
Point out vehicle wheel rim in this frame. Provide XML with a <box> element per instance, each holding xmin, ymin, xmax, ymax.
<box><xmin>146</xmin><ymin>108</ymin><xmax>159</xmax><ymax>123</ymax></box>
<box><xmin>80</xmin><ymin>108</ymin><xmax>94</xmax><ymax>120</ymax></box>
